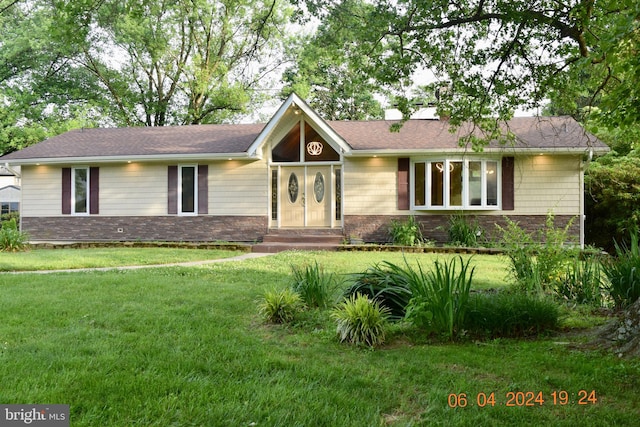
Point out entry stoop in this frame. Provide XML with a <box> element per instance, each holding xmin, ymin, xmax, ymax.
<box><xmin>252</xmin><ymin>229</ymin><xmax>345</xmax><ymax>253</ymax></box>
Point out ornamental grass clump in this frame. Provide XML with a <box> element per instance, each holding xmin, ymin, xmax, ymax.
<box><xmin>602</xmin><ymin>230</ymin><xmax>640</xmax><ymax>308</ymax></box>
<box><xmin>403</xmin><ymin>256</ymin><xmax>475</xmax><ymax>340</ymax></box>
<box><xmin>345</xmin><ymin>262</ymin><xmax>413</xmax><ymax>321</ymax></box>
<box><xmin>332</xmin><ymin>293</ymin><xmax>390</xmax><ymax>348</ymax></box>
<box><xmin>257</xmin><ymin>288</ymin><xmax>306</xmax><ymax>324</ymax></box>
<box><xmin>0</xmin><ymin>218</ymin><xmax>29</xmax><ymax>252</ymax></box>
<box><xmin>290</xmin><ymin>261</ymin><xmax>337</xmax><ymax>309</ymax></box>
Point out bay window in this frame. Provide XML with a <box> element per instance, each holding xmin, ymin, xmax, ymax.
<box><xmin>412</xmin><ymin>159</ymin><xmax>500</xmax><ymax>210</ymax></box>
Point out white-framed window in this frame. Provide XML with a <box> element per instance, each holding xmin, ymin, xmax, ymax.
<box><xmin>411</xmin><ymin>158</ymin><xmax>500</xmax><ymax>210</ymax></box>
<box><xmin>72</xmin><ymin>167</ymin><xmax>90</xmax><ymax>215</ymax></box>
<box><xmin>179</xmin><ymin>165</ymin><xmax>198</xmax><ymax>215</ymax></box>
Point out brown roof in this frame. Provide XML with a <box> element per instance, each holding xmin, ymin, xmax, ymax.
<box><xmin>329</xmin><ymin>116</ymin><xmax>606</xmax><ymax>151</ymax></box>
<box><xmin>0</xmin><ymin>116</ymin><xmax>606</xmax><ymax>163</ymax></box>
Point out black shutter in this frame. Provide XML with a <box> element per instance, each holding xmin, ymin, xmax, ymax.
<box><xmin>168</xmin><ymin>165</ymin><xmax>178</xmax><ymax>214</ymax></box>
<box><xmin>62</xmin><ymin>168</ymin><xmax>71</xmax><ymax>215</ymax></box>
<box><xmin>502</xmin><ymin>157</ymin><xmax>515</xmax><ymax>211</ymax></box>
<box><xmin>90</xmin><ymin>167</ymin><xmax>99</xmax><ymax>214</ymax></box>
<box><xmin>397</xmin><ymin>158</ymin><xmax>410</xmax><ymax>210</ymax></box>
<box><xmin>198</xmin><ymin>165</ymin><xmax>208</xmax><ymax>214</ymax></box>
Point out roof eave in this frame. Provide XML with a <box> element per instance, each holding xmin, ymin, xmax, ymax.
<box><xmin>345</xmin><ymin>146</ymin><xmax>609</xmax><ymax>157</ymax></box>
<box><xmin>3</xmin><ymin>152</ymin><xmax>258</xmax><ymax>166</ymax></box>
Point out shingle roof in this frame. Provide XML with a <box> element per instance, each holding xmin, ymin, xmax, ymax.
<box><xmin>0</xmin><ymin>116</ymin><xmax>607</xmax><ymax>163</ymax></box>
<box><xmin>328</xmin><ymin>116</ymin><xmax>605</xmax><ymax>151</ymax></box>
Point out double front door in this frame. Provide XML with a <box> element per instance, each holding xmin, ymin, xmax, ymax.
<box><xmin>279</xmin><ymin>166</ymin><xmax>332</xmax><ymax>227</ymax></box>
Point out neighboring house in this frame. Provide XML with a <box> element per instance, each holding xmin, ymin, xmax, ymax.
<box><xmin>0</xmin><ymin>165</ymin><xmax>20</xmax><ymax>218</ymax></box>
<box><xmin>0</xmin><ymin>93</ymin><xmax>608</xmax><ymax>245</ymax></box>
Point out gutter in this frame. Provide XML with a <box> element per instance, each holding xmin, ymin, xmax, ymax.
<box><xmin>1</xmin><ymin>152</ymin><xmax>261</xmax><ymax>166</ymax></box>
<box><xmin>3</xmin><ymin>162</ymin><xmax>21</xmax><ymax>178</ymax></box>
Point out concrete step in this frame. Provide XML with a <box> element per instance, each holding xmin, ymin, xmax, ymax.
<box><xmin>252</xmin><ymin>229</ymin><xmax>345</xmax><ymax>253</ymax></box>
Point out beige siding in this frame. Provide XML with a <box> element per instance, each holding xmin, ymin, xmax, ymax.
<box><xmin>99</xmin><ymin>163</ymin><xmax>167</xmax><ymax>216</ymax></box>
<box><xmin>210</xmin><ymin>159</ymin><xmax>268</xmax><ymax>215</ymax></box>
<box><xmin>512</xmin><ymin>155</ymin><xmax>581</xmax><ymax>215</ymax></box>
<box><xmin>342</xmin><ymin>155</ymin><xmax>582</xmax><ymax>217</ymax></box>
<box><xmin>343</xmin><ymin>157</ymin><xmax>401</xmax><ymax>215</ymax></box>
<box><xmin>21</xmin><ymin>165</ymin><xmax>61</xmax><ymax>216</ymax></box>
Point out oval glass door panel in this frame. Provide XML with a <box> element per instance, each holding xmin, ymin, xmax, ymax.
<box><xmin>314</xmin><ymin>172</ymin><xmax>325</xmax><ymax>203</ymax></box>
<box><xmin>288</xmin><ymin>173</ymin><xmax>299</xmax><ymax>203</ymax></box>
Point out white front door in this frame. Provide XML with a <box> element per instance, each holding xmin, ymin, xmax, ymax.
<box><xmin>280</xmin><ymin>166</ymin><xmax>332</xmax><ymax>227</ymax></box>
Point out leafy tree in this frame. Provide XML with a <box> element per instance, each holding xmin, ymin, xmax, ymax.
<box><xmin>282</xmin><ymin>0</ymin><xmax>384</xmax><ymax>120</ymax></box>
<box><xmin>295</xmin><ymin>0</ymin><xmax>640</xmax><ymax>148</ymax></box>
<box><xmin>0</xmin><ymin>0</ymin><xmax>292</xmax><ymax>155</ymax></box>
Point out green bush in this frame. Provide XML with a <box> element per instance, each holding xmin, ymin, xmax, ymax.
<box><xmin>389</xmin><ymin>215</ymin><xmax>424</xmax><ymax>246</ymax></box>
<box><xmin>290</xmin><ymin>261</ymin><xmax>337</xmax><ymax>308</ymax></box>
<box><xmin>0</xmin><ymin>218</ymin><xmax>29</xmax><ymax>252</ymax></box>
<box><xmin>448</xmin><ymin>214</ymin><xmax>484</xmax><ymax>247</ymax></box>
<box><xmin>402</xmin><ymin>256</ymin><xmax>475</xmax><ymax>340</ymax></box>
<box><xmin>257</xmin><ymin>288</ymin><xmax>306</xmax><ymax>324</ymax></box>
<box><xmin>497</xmin><ymin>213</ymin><xmax>577</xmax><ymax>294</ymax></box>
<box><xmin>555</xmin><ymin>256</ymin><xmax>605</xmax><ymax>306</ymax></box>
<box><xmin>345</xmin><ymin>263</ymin><xmax>412</xmax><ymax>320</ymax></box>
<box><xmin>332</xmin><ymin>293</ymin><xmax>390</xmax><ymax>348</ymax></box>
<box><xmin>464</xmin><ymin>292</ymin><xmax>560</xmax><ymax>338</ymax></box>
<box><xmin>602</xmin><ymin>230</ymin><xmax>640</xmax><ymax>308</ymax></box>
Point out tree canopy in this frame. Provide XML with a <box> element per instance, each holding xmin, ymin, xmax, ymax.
<box><xmin>0</xmin><ymin>0</ymin><xmax>291</xmax><ymax>155</ymax></box>
<box><xmin>292</xmin><ymin>0</ymin><xmax>640</xmax><ymax>148</ymax></box>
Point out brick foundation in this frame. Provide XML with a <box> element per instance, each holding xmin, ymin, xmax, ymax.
<box><xmin>344</xmin><ymin>214</ymin><xmax>580</xmax><ymax>244</ymax></box>
<box><xmin>22</xmin><ymin>216</ymin><xmax>268</xmax><ymax>242</ymax></box>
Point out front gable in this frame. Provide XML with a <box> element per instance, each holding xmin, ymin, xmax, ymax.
<box><xmin>247</xmin><ymin>93</ymin><xmax>351</xmax><ymax>160</ymax></box>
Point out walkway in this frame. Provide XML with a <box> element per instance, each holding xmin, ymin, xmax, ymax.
<box><xmin>3</xmin><ymin>252</ymin><xmax>274</xmax><ymax>275</ymax></box>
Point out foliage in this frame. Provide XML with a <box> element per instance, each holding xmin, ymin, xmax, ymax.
<box><xmin>345</xmin><ymin>263</ymin><xmax>412</xmax><ymax>320</ymax></box>
<box><xmin>585</xmin><ymin>149</ymin><xmax>640</xmax><ymax>251</ymax></box>
<box><xmin>447</xmin><ymin>214</ymin><xmax>484</xmax><ymax>247</ymax></box>
<box><xmin>388</xmin><ymin>215</ymin><xmax>424</xmax><ymax>246</ymax></box>
<box><xmin>0</xmin><ymin>218</ymin><xmax>28</xmax><ymax>252</ymax></box>
<box><xmin>555</xmin><ymin>256</ymin><xmax>605</xmax><ymax>307</ymax></box>
<box><xmin>257</xmin><ymin>288</ymin><xmax>306</xmax><ymax>324</ymax></box>
<box><xmin>602</xmin><ymin>230</ymin><xmax>640</xmax><ymax>309</ymax></box>
<box><xmin>290</xmin><ymin>261</ymin><xmax>337</xmax><ymax>309</ymax></box>
<box><xmin>282</xmin><ymin>0</ymin><xmax>384</xmax><ymax>120</ymax></box>
<box><xmin>497</xmin><ymin>213</ymin><xmax>578</xmax><ymax>295</ymax></box>
<box><xmin>0</xmin><ymin>0</ymin><xmax>291</xmax><ymax>155</ymax></box>
<box><xmin>403</xmin><ymin>256</ymin><xmax>475</xmax><ymax>340</ymax></box>
<box><xmin>295</xmin><ymin>0</ymin><xmax>640</xmax><ymax>148</ymax></box>
<box><xmin>331</xmin><ymin>293</ymin><xmax>390</xmax><ymax>347</ymax></box>
<box><xmin>464</xmin><ymin>292</ymin><xmax>560</xmax><ymax>338</ymax></box>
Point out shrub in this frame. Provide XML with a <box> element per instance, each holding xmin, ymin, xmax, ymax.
<box><xmin>332</xmin><ymin>293</ymin><xmax>390</xmax><ymax>347</ymax></box>
<box><xmin>0</xmin><ymin>218</ymin><xmax>29</xmax><ymax>252</ymax></box>
<box><xmin>464</xmin><ymin>292</ymin><xmax>560</xmax><ymax>338</ymax></box>
<box><xmin>555</xmin><ymin>256</ymin><xmax>605</xmax><ymax>306</ymax></box>
<box><xmin>602</xmin><ymin>230</ymin><xmax>640</xmax><ymax>308</ymax></box>
<box><xmin>290</xmin><ymin>261</ymin><xmax>337</xmax><ymax>308</ymax></box>
<box><xmin>345</xmin><ymin>263</ymin><xmax>412</xmax><ymax>320</ymax></box>
<box><xmin>257</xmin><ymin>288</ymin><xmax>306</xmax><ymax>324</ymax></box>
<box><xmin>448</xmin><ymin>214</ymin><xmax>484</xmax><ymax>247</ymax></box>
<box><xmin>389</xmin><ymin>216</ymin><xmax>423</xmax><ymax>246</ymax></box>
<box><xmin>402</xmin><ymin>256</ymin><xmax>475</xmax><ymax>340</ymax></box>
<box><xmin>497</xmin><ymin>213</ymin><xmax>578</xmax><ymax>295</ymax></box>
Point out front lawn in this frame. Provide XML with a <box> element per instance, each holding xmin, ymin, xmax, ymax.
<box><xmin>0</xmin><ymin>251</ymin><xmax>638</xmax><ymax>426</ymax></box>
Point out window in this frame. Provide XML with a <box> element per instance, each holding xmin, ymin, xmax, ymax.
<box><xmin>179</xmin><ymin>165</ymin><xmax>197</xmax><ymax>215</ymax></box>
<box><xmin>412</xmin><ymin>159</ymin><xmax>500</xmax><ymax>210</ymax></box>
<box><xmin>72</xmin><ymin>167</ymin><xmax>89</xmax><ymax>214</ymax></box>
<box><xmin>1</xmin><ymin>202</ymin><xmax>19</xmax><ymax>216</ymax></box>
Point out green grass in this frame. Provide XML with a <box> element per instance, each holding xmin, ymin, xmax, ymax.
<box><xmin>0</xmin><ymin>247</ymin><xmax>243</xmax><ymax>271</ymax></box>
<box><xmin>1</xmin><ymin>250</ymin><xmax>638</xmax><ymax>426</ymax></box>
